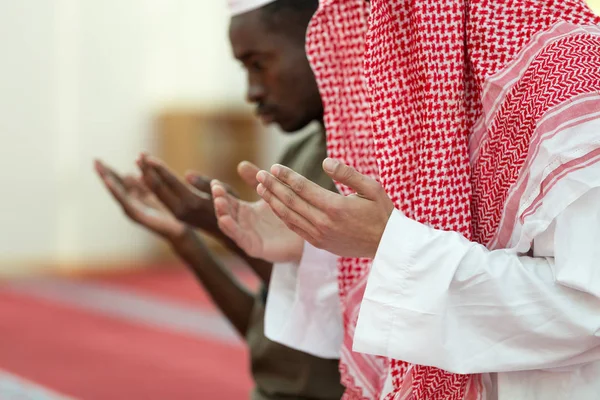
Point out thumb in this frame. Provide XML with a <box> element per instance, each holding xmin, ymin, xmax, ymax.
<box><xmin>185</xmin><ymin>171</ymin><xmax>212</xmax><ymax>193</ymax></box>
<box><xmin>237</xmin><ymin>161</ymin><xmax>260</xmax><ymax>189</ymax></box>
<box><xmin>322</xmin><ymin>158</ymin><xmax>380</xmax><ymax>198</ymax></box>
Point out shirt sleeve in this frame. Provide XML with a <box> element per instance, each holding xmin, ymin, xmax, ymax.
<box><xmin>264</xmin><ymin>241</ymin><xmax>343</xmax><ymax>359</ymax></box>
<box><xmin>353</xmin><ymin>187</ymin><xmax>600</xmax><ymax>374</ymax></box>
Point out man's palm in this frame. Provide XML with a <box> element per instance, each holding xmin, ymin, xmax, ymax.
<box><xmin>125</xmin><ymin>181</ymin><xmax>184</xmax><ymax>238</ymax></box>
<box><xmin>213</xmin><ymin>182</ymin><xmax>304</xmax><ymax>263</ymax></box>
<box><xmin>95</xmin><ymin>160</ymin><xmax>185</xmax><ymax>240</ymax></box>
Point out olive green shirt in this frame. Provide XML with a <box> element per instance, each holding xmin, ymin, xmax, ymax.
<box><xmin>246</xmin><ymin>127</ymin><xmax>343</xmax><ymax>400</ymax></box>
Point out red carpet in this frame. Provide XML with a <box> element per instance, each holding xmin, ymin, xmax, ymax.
<box><xmin>0</xmin><ymin>263</ymin><xmax>258</xmax><ymax>399</ymax></box>
<box><xmin>86</xmin><ymin>262</ymin><xmax>260</xmax><ymax>307</ymax></box>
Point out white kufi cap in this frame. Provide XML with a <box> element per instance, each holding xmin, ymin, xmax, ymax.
<box><xmin>227</xmin><ymin>0</ymin><xmax>278</xmax><ymax>16</ymax></box>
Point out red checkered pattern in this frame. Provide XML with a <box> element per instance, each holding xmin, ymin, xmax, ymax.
<box><xmin>306</xmin><ymin>0</ymin><xmax>600</xmax><ymax>399</ymax></box>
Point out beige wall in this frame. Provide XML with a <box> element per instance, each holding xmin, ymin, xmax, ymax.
<box><xmin>1</xmin><ymin>0</ymin><xmax>598</xmax><ymax>274</ymax></box>
<box><xmin>0</xmin><ymin>0</ymin><xmax>290</xmax><ymax>273</ymax></box>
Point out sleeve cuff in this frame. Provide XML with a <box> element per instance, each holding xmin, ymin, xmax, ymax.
<box><xmin>264</xmin><ymin>241</ymin><xmax>342</xmax><ymax>359</ymax></box>
<box><xmin>353</xmin><ymin>209</ymin><xmax>463</xmax><ymax>361</ymax></box>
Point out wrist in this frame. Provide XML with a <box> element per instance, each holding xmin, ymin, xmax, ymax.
<box><xmin>212</xmin><ymin>231</ymin><xmax>246</xmax><ymax>257</ymax></box>
<box><xmin>169</xmin><ymin>227</ymin><xmax>200</xmax><ymax>253</ymax></box>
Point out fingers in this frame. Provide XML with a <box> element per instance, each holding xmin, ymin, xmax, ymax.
<box><xmin>142</xmin><ymin>154</ymin><xmax>191</xmax><ymax>196</ymax></box>
<box><xmin>137</xmin><ymin>156</ymin><xmax>182</xmax><ymax>211</ymax></box>
<box><xmin>322</xmin><ymin>158</ymin><xmax>381</xmax><ymax>198</ymax></box>
<box><xmin>95</xmin><ymin>160</ymin><xmax>133</xmax><ymax>200</ymax></box>
<box><xmin>185</xmin><ymin>172</ymin><xmax>212</xmax><ymax>193</ymax></box>
<box><xmin>210</xmin><ymin>180</ymin><xmax>228</xmax><ymax>198</ymax></box>
<box><xmin>94</xmin><ymin>159</ymin><xmax>106</xmax><ymax>177</ymax></box>
<box><xmin>103</xmin><ymin>176</ymin><xmax>129</xmax><ymax>209</ymax></box>
<box><xmin>97</xmin><ymin>167</ymin><xmax>142</xmax><ymax>221</ymax></box>
<box><xmin>95</xmin><ymin>160</ymin><xmax>124</xmax><ymax>186</ymax></box>
<box><xmin>95</xmin><ymin>160</ymin><xmax>158</xmax><ymax>226</ymax></box>
<box><xmin>211</xmin><ymin>180</ymin><xmax>247</xmax><ymax>249</ymax></box>
<box><xmin>261</xmin><ymin>164</ymin><xmax>337</xmax><ymax>210</ymax></box>
<box><xmin>237</xmin><ymin>161</ymin><xmax>260</xmax><ymax>189</ymax></box>
<box><xmin>122</xmin><ymin>175</ymin><xmax>149</xmax><ymax>196</ymax></box>
<box><xmin>142</xmin><ymin>169</ymin><xmax>180</xmax><ymax>210</ymax></box>
<box><xmin>257</xmin><ymin>169</ymin><xmax>327</xmax><ymax>222</ymax></box>
<box><xmin>256</xmin><ymin>181</ymin><xmax>320</xmax><ymax>241</ymax></box>
<box><xmin>211</xmin><ymin>180</ymin><xmax>237</xmax><ymax>218</ymax></box>
<box><xmin>213</xmin><ymin>194</ymin><xmax>230</xmax><ymax>219</ymax></box>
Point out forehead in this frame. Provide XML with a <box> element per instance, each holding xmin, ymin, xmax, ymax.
<box><xmin>228</xmin><ymin>10</ymin><xmax>287</xmax><ymax>58</ymax></box>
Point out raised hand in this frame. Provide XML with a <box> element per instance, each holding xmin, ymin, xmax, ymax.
<box><xmin>211</xmin><ymin>161</ymin><xmax>305</xmax><ymax>263</ymax></box>
<box><xmin>136</xmin><ymin>153</ymin><xmax>249</xmax><ymax>240</ymax></box>
<box><xmin>255</xmin><ymin>158</ymin><xmax>395</xmax><ymax>259</ymax></box>
<box><xmin>94</xmin><ymin>160</ymin><xmax>187</xmax><ymax>241</ymax></box>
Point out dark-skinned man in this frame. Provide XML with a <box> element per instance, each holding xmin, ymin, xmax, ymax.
<box><xmin>95</xmin><ymin>1</ymin><xmax>343</xmax><ymax>399</ymax></box>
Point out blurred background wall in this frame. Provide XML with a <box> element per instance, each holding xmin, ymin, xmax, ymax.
<box><xmin>0</xmin><ymin>0</ymin><xmax>599</xmax><ymax>275</ymax></box>
<box><xmin>0</xmin><ymin>0</ymin><xmax>291</xmax><ymax>275</ymax></box>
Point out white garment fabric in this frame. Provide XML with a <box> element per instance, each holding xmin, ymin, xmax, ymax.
<box><xmin>266</xmin><ymin>116</ymin><xmax>600</xmax><ymax>399</ymax></box>
<box><xmin>353</xmin><ymin>187</ymin><xmax>600</xmax><ymax>399</ymax></box>
<box><xmin>264</xmin><ymin>241</ymin><xmax>342</xmax><ymax>359</ymax></box>
<box><xmin>227</xmin><ymin>0</ymin><xmax>276</xmax><ymax>17</ymax></box>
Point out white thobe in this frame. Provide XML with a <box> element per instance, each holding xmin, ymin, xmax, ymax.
<box><xmin>264</xmin><ymin>120</ymin><xmax>600</xmax><ymax>399</ymax></box>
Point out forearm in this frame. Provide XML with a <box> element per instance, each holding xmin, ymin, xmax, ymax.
<box><xmin>170</xmin><ymin>229</ymin><xmax>255</xmax><ymax>337</ymax></box>
<box><xmin>219</xmin><ymin>233</ymin><xmax>273</xmax><ymax>285</ymax></box>
<box><xmin>354</xmin><ymin>210</ymin><xmax>600</xmax><ymax>373</ymax></box>
<box><xmin>237</xmin><ymin>252</ymin><xmax>272</xmax><ymax>285</ymax></box>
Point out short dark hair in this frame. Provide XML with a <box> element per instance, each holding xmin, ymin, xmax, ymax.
<box><xmin>260</xmin><ymin>0</ymin><xmax>319</xmax><ymax>41</ymax></box>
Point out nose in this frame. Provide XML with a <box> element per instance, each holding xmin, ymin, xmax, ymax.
<box><xmin>246</xmin><ymin>75</ymin><xmax>266</xmax><ymax>104</ymax></box>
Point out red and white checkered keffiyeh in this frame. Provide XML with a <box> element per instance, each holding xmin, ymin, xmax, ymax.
<box><xmin>306</xmin><ymin>1</ymin><xmax>600</xmax><ymax>399</ymax></box>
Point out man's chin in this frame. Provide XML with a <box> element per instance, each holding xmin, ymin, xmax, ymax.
<box><xmin>257</xmin><ymin>114</ymin><xmax>308</xmax><ymax>133</ymax></box>
<box><xmin>259</xmin><ymin>119</ymin><xmax>293</xmax><ymax>133</ymax></box>
<box><xmin>277</xmin><ymin>119</ymin><xmax>308</xmax><ymax>134</ymax></box>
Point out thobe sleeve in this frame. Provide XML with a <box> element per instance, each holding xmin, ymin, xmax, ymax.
<box><xmin>353</xmin><ymin>187</ymin><xmax>600</xmax><ymax>374</ymax></box>
<box><xmin>264</xmin><ymin>241</ymin><xmax>343</xmax><ymax>359</ymax></box>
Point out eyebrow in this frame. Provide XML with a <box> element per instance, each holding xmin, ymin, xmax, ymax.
<box><xmin>236</xmin><ymin>51</ymin><xmax>257</xmax><ymax>62</ymax></box>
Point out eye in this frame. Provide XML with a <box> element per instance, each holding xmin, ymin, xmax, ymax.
<box><xmin>250</xmin><ymin>60</ymin><xmax>264</xmax><ymax>72</ymax></box>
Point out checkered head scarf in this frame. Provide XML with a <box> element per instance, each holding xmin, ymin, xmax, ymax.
<box><xmin>306</xmin><ymin>0</ymin><xmax>600</xmax><ymax>398</ymax></box>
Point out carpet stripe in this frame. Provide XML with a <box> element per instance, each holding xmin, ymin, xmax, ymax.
<box><xmin>4</xmin><ymin>278</ymin><xmax>240</xmax><ymax>345</ymax></box>
<box><xmin>0</xmin><ymin>369</ymin><xmax>73</xmax><ymax>400</ymax></box>
<box><xmin>0</xmin><ymin>291</ymin><xmax>252</xmax><ymax>400</ymax></box>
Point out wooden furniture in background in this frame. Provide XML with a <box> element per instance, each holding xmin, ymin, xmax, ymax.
<box><xmin>152</xmin><ymin>108</ymin><xmax>262</xmax><ymax>259</ymax></box>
